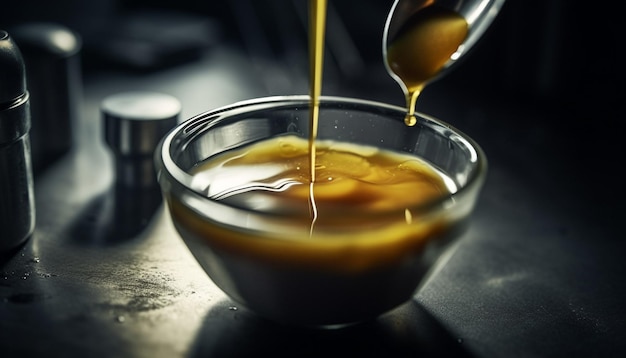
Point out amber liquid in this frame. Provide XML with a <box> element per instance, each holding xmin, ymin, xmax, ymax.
<box><xmin>190</xmin><ymin>136</ymin><xmax>449</xmax><ymax>218</ymax></box>
<box><xmin>386</xmin><ymin>4</ymin><xmax>468</xmax><ymax>126</ymax></box>
<box><xmin>176</xmin><ymin>136</ymin><xmax>452</xmax><ymax>272</ymax></box>
<box><xmin>307</xmin><ymin>0</ymin><xmax>327</xmax><ymax>233</ymax></box>
<box><xmin>169</xmin><ymin>0</ymin><xmax>457</xmax><ymax>273</ymax></box>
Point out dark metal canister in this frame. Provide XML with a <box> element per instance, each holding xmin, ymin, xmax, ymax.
<box><xmin>0</xmin><ymin>30</ymin><xmax>35</xmax><ymax>253</ymax></box>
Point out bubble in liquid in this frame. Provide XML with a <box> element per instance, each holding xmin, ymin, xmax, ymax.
<box><xmin>278</xmin><ymin>139</ymin><xmax>301</xmax><ymax>157</ymax></box>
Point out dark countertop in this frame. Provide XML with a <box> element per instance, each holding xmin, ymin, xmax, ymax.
<box><xmin>2</xmin><ymin>36</ymin><xmax>625</xmax><ymax>358</ymax></box>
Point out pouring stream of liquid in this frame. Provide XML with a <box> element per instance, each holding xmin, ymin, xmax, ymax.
<box><xmin>308</xmin><ymin>0</ymin><xmax>327</xmax><ymax>234</ymax></box>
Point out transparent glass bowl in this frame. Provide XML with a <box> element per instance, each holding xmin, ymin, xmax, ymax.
<box><xmin>155</xmin><ymin>96</ymin><xmax>487</xmax><ymax>327</ymax></box>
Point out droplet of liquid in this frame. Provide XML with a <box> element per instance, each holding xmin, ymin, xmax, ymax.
<box><xmin>228</xmin><ymin>306</ymin><xmax>238</xmax><ymax>311</ymax></box>
<box><xmin>116</xmin><ymin>316</ymin><xmax>126</xmax><ymax>323</ymax></box>
<box><xmin>31</xmin><ymin>257</ymin><xmax>40</xmax><ymax>263</ymax></box>
<box><xmin>457</xmin><ymin>338</ymin><xmax>464</xmax><ymax>344</ymax></box>
<box><xmin>404</xmin><ymin>114</ymin><xmax>417</xmax><ymax>126</ymax></box>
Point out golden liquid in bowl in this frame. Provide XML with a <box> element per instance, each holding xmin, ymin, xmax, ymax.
<box><xmin>167</xmin><ymin>2</ymin><xmax>470</xmax><ymax>277</ymax></box>
<box><xmin>169</xmin><ymin>135</ymin><xmax>454</xmax><ymax>274</ymax></box>
<box><xmin>162</xmin><ymin>0</ymin><xmax>478</xmax><ymax>326</ymax></box>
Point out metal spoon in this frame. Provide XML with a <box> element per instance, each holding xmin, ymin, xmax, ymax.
<box><xmin>383</xmin><ymin>0</ymin><xmax>506</xmax><ymax>125</ymax></box>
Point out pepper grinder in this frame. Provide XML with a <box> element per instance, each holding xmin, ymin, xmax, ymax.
<box><xmin>0</xmin><ymin>30</ymin><xmax>35</xmax><ymax>253</ymax></box>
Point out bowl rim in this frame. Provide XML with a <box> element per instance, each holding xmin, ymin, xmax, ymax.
<box><xmin>157</xmin><ymin>95</ymin><xmax>487</xmax><ymax>221</ymax></box>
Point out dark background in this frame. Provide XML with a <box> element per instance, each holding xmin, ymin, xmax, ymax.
<box><xmin>2</xmin><ymin>0</ymin><xmax>623</xmax><ymax>223</ymax></box>
<box><xmin>1</xmin><ymin>1</ymin><xmax>625</xmax><ymax>357</ymax></box>
<box><xmin>2</xmin><ymin>0</ymin><xmax>623</xmax><ymax>112</ymax></box>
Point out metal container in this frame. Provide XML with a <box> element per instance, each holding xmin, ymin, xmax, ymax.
<box><xmin>102</xmin><ymin>91</ymin><xmax>181</xmax><ymax>188</ymax></box>
<box><xmin>0</xmin><ymin>30</ymin><xmax>35</xmax><ymax>253</ymax></box>
<box><xmin>10</xmin><ymin>23</ymin><xmax>82</xmax><ymax>174</ymax></box>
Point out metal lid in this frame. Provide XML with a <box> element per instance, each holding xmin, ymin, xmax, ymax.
<box><xmin>102</xmin><ymin>91</ymin><xmax>181</xmax><ymax>157</ymax></box>
<box><xmin>0</xmin><ymin>30</ymin><xmax>30</xmax><ymax>144</ymax></box>
<box><xmin>0</xmin><ymin>30</ymin><xmax>27</xmax><ymax>105</ymax></box>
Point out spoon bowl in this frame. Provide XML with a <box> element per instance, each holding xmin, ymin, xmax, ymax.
<box><xmin>383</xmin><ymin>0</ymin><xmax>506</xmax><ymax>123</ymax></box>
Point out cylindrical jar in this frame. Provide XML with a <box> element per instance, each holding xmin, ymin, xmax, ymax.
<box><xmin>0</xmin><ymin>30</ymin><xmax>35</xmax><ymax>253</ymax></box>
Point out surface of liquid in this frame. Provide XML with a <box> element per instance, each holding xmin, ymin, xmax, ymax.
<box><xmin>191</xmin><ymin>135</ymin><xmax>451</xmax><ymax>220</ymax></box>
<box><xmin>175</xmin><ymin>135</ymin><xmax>454</xmax><ymax>272</ymax></box>
<box><xmin>386</xmin><ymin>5</ymin><xmax>468</xmax><ymax>125</ymax></box>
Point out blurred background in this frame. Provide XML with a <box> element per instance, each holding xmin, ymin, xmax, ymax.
<box><xmin>2</xmin><ymin>0</ymin><xmax>622</xmax><ymax>114</ymax></box>
<box><xmin>1</xmin><ymin>0</ymin><xmax>624</xmax><ymax>213</ymax></box>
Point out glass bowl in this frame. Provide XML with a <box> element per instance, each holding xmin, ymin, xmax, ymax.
<box><xmin>155</xmin><ymin>95</ymin><xmax>487</xmax><ymax>327</ymax></box>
